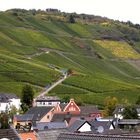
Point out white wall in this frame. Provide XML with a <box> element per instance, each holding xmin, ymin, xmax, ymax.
<box><xmin>0</xmin><ymin>102</ymin><xmax>10</xmax><ymax>112</ymax></box>
<box><xmin>78</xmin><ymin>122</ymin><xmax>91</xmax><ymax>132</ymax></box>
<box><xmin>36</xmin><ymin>101</ymin><xmax>60</xmax><ymax>107</ymax></box>
<box><xmin>10</xmin><ymin>98</ymin><xmax>21</xmax><ymax>110</ymax></box>
<box><xmin>0</xmin><ymin>98</ymin><xmax>21</xmax><ymax>112</ymax></box>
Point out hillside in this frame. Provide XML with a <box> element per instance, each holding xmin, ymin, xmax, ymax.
<box><xmin>1</xmin><ymin>9</ymin><xmax>140</xmax><ymax>106</ymax></box>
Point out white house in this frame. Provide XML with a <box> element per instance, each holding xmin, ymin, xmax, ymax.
<box><xmin>34</xmin><ymin>96</ymin><xmax>61</xmax><ymax>107</ymax></box>
<box><xmin>0</xmin><ymin>93</ymin><xmax>21</xmax><ymax>112</ymax></box>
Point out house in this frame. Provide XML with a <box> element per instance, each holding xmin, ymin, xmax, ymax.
<box><xmin>19</xmin><ymin>132</ymin><xmax>38</xmax><ymax>140</ymax></box>
<box><xmin>13</xmin><ymin>114</ymin><xmax>34</xmax><ymax>129</ymax></box>
<box><xmin>90</xmin><ymin>120</ymin><xmax>115</xmax><ymax>133</ymax></box>
<box><xmin>25</xmin><ymin>106</ymin><xmax>54</xmax><ymax>122</ymax></box>
<box><xmin>68</xmin><ymin>116</ymin><xmax>94</xmax><ymax>127</ymax></box>
<box><xmin>0</xmin><ymin>93</ymin><xmax>21</xmax><ymax>113</ymax></box>
<box><xmin>57</xmin><ymin>132</ymin><xmax>140</xmax><ymax>140</ymax></box>
<box><xmin>34</xmin><ymin>96</ymin><xmax>61</xmax><ymax>107</ymax></box>
<box><xmin>68</xmin><ymin>120</ymin><xmax>92</xmax><ymax>132</ymax></box>
<box><xmin>113</xmin><ymin>105</ymin><xmax>140</xmax><ymax>119</ymax></box>
<box><xmin>80</xmin><ymin>106</ymin><xmax>102</xmax><ymax>118</ymax></box>
<box><xmin>0</xmin><ymin>127</ymin><xmax>21</xmax><ymax>140</ymax></box>
<box><xmin>54</xmin><ymin>99</ymin><xmax>80</xmax><ymax>115</ymax></box>
<box><xmin>118</xmin><ymin>119</ymin><xmax>140</xmax><ymax>132</ymax></box>
<box><xmin>33</xmin><ymin>122</ymin><xmax>67</xmax><ymax>131</ymax></box>
<box><xmin>14</xmin><ymin>107</ymin><xmax>54</xmax><ymax>129</ymax></box>
<box><xmin>51</xmin><ymin>113</ymin><xmax>79</xmax><ymax>124</ymax></box>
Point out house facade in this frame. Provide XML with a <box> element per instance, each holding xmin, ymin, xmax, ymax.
<box><xmin>0</xmin><ymin>93</ymin><xmax>21</xmax><ymax>113</ymax></box>
<box><xmin>113</xmin><ymin>105</ymin><xmax>140</xmax><ymax>119</ymax></box>
<box><xmin>54</xmin><ymin>99</ymin><xmax>81</xmax><ymax>115</ymax></box>
<box><xmin>34</xmin><ymin>96</ymin><xmax>61</xmax><ymax>107</ymax></box>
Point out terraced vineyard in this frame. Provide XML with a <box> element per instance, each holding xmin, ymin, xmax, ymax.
<box><xmin>1</xmin><ymin>9</ymin><xmax>140</xmax><ymax>106</ymax></box>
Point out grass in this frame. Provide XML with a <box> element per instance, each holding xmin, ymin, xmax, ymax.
<box><xmin>94</xmin><ymin>40</ymin><xmax>140</xmax><ymax>59</ymax></box>
<box><xmin>0</xmin><ymin>11</ymin><xmax>140</xmax><ymax>106</ymax></box>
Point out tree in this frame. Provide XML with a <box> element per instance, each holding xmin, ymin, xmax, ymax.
<box><xmin>68</xmin><ymin>15</ymin><xmax>75</xmax><ymax>23</ymax></box>
<box><xmin>103</xmin><ymin>96</ymin><xmax>118</xmax><ymax>117</ymax></box>
<box><xmin>122</xmin><ymin>105</ymin><xmax>138</xmax><ymax>119</ymax></box>
<box><xmin>0</xmin><ymin>113</ymin><xmax>9</xmax><ymax>129</ymax></box>
<box><xmin>21</xmin><ymin>84</ymin><xmax>35</xmax><ymax>112</ymax></box>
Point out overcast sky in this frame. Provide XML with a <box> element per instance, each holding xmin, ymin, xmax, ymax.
<box><xmin>0</xmin><ymin>0</ymin><xmax>140</xmax><ymax>24</ymax></box>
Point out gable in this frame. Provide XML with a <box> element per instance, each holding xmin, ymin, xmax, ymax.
<box><xmin>78</xmin><ymin>122</ymin><xmax>91</xmax><ymax>132</ymax></box>
<box><xmin>63</xmin><ymin>99</ymin><xmax>80</xmax><ymax>113</ymax></box>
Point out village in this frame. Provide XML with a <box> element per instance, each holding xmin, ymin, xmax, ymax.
<box><xmin>1</xmin><ymin>92</ymin><xmax>140</xmax><ymax>140</ymax></box>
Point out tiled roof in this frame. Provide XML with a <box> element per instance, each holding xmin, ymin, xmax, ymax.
<box><xmin>0</xmin><ymin>93</ymin><xmax>19</xmax><ymax>103</ymax></box>
<box><xmin>15</xmin><ymin>114</ymin><xmax>34</xmax><ymax>122</ymax></box>
<box><xmin>68</xmin><ymin>120</ymin><xmax>91</xmax><ymax>132</ymax></box>
<box><xmin>19</xmin><ymin>132</ymin><xmax>38</xmax><ymax>140</ymax></box>
<box><xmin>57</xmin><ymin>132</ymin><xmax>140</xmax><ymax>140</ymax></box>
<box><xmin>33</xmin><ymin>122</ymin><xmax>67</xmax><ymax>131</ymax></box>
<box><xmin>80</xmin><ymin>106</ymin><xmax>101</xmax><ymax>116</ymax></box>
<box><xmin>118</xmin><ymin>119</ymin><xmax>140</xmax><ymax>125</ymax></box>
<box><xmin>25</xmin><ymin>106</ymin><xmax>53</xmax><ymax>121</ymax></box>
<box><xmin>0</xmin><ymin>128</ymin><xmax>21</xmax><ymax>140</ymax></box>
<box><xmin>0</xmin><ymin>93</ymin><xmax>19</xmax><ymax>99</ymax></box>
<box><xmin>90</xmin><ymin>120</ymin><xmax>113</xmax><ymax>132</ymax></box>
<box><xmin>37</xmin><ymin>128</ymin><xmax>67</xmax><ymax>140</ymax></box>
<box><xmin>68</xmin><ymin>117</ymin><xmax>94</xmax><ymax>127</ymax></box>
<box><xmin>36</xmin><ymin>96</ymin><xmax>60</xmax><ymax>102</ymax></box>
<box><xmin>60</xmin><ymin>103</ymin><xmax>68</xmax><ymax>111</ymax></box>
<box><xmin>51</xmin><ymin>113</ymin><xmax>79</xmax><ymax>122</ymax></box>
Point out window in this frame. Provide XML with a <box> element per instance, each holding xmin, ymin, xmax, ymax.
<box><xmin>26</xmin><ymin>138</ymin><xmax>32</xmax><ymax>140</ymax></box>
<box><xmin>48</xmin><ymin>102</ymin><xmax>52</xmax><ymax>105</ymax></box>
<box><xmin>47</xmin><ymin>115</ymin><xmax>50</xmax><ymax>119</ymax></box>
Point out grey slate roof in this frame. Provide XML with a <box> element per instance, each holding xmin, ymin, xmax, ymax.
<box><xmin>80</xmin><ymin>106</ymin><xmax>100</xmax><ymax>116</ymax></box>
<box><xmin>0</xmin><ymin>128</ymin><xmax>21</xmax><ymax>140</ymax></box>
<box><xmin>118</xmin><ymin>119</ymin><xmax>140</xmax><ymax>125</ymax></box>
<box><xmin>90</xmin><ymin>120</ymin><xmax>114</xmax><ymax>131</ymax></box>
<box><xmin>37</xmin><ymin>128</ymin><xmax>67</xmax><ymax>140</ymax></box>
<box><xmin>33</xmin><ymin>122</ymin><xmax>67</xmax><ymax>131</ymax></box>
<box><xmin>57</xmin><ymin>132</ymin><xmax>140</xmax><ymax>140</ymax></box>
<box><xmin>51</xmin><ymin>113</ymin><xmax>79</xmax><ymax>122</ymax></box>
<box><xmin>0</xmin><ymin>93</ymin><xmax>19</xmax><ymax>103</ymax></box>
<box><xmin>25</xmin><ymin>106</ymin><xmax>53</xmax><ymax>121</ymax></box>
<box><xmin>60</xmin><ymin>103</ymin><xmax>68</xmax><ymax>111</ymax></box>
<box><xmin>68</xmin><ymin>120</ymin><xmax>91</xmax><ymax>132</ymax></box>
<box><xmin>15</xmin><ymin>114</ymin><xmax>34</xmax><ymax>122</ymax></box>
<box><xmin>36</xmin><ymin>96</ymin><xmax>60</xmax><ymax>102</ymax></box>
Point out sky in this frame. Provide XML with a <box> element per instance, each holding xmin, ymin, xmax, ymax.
<box><xmin>0</xmin><ymin>0</ymin><xmax>140</xmax><ymax>24</ymax></box>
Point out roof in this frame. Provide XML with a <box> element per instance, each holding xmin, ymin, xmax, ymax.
<box><xmin>0</xmin><ymin>93</ymin><xmax>19</xmax><ymax>99</ymax></box>
<box><xmin>80</xmin><ymin>106</ymin><xmax>101</xmax><ymax>116</ymax></box>
<box><xmin>51</xmin><ymin>113</ymin><xmax>79</xmax><ymax>122</ymax></box>
<box><xmin>37</xmin><ymin>128</ymin><xmax>67</xmax><ymax>140</ymax></box>
<box><xmin>60</xmin><ymin>103</ymin><xmax>68</xmax><ymax>111</ymax></box>
<box><xmin>33</xmin><ymin>122</ymin><xmax>67</xmax><ymax>131</ymax></box>
<box><xmin>36</xmin><ymin>96</ymin><xmax>60</xmax><ymax>102</ymax></box>
<box><xmin>0</xmin><ymin>128</ymin><xmax>21</xmax><ymax>140</ymax></box>
<box><xmin>118</xmin><ymin>119</ymin><xmax>140</xmax><ymax>125</ymax></box>
<box><xmin>19</xmin><ymin>132</ymin><xmax>38</xmax><ymax>140</ymax></box>
<box><xmin>57</xmin><ymin>132</ymin><xmax>140</xmax><ymax>140</ymax></box>
<box><xmin>25</xmin><ymin>107</ymin><xmax>53</xmax><ymax>121</ymax></box>
<box><xmin>0</xmin><ymin>93</ymin><xmax>19</xmax><ymax>103</ymax></box>
<box><xmin>68</xmin><ymin>120</ymin><xmax>91</xmax><ymax>132</ymax></box>
<box><xmin>90</xmin><ymin>120</ymin><xmax>113</xmax><ymax>131</ymax></box>
<box><xmin>68</xmin><ymin>117</ymin><xmax>95</xmax><ymax>127</ymax></box>
<box><xmin>14</xmin><ymin>114</ymin><xmax>34</xmax><ymax>122</ymax></box>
